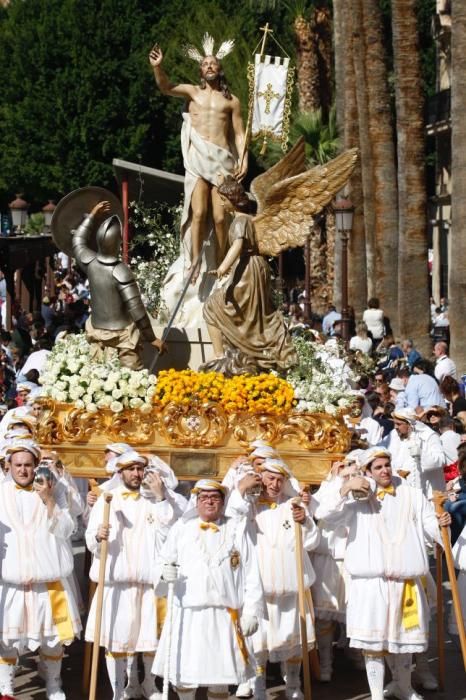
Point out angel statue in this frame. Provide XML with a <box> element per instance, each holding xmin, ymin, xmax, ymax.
<box><xmin>202</xmin><ymin>141</ymin><xmax>358</xmax><ymax>375</ymax></box>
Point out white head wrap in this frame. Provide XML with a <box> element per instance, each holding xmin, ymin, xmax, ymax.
<box><xmin>360</xmin><ymin>447</ymin><xmax>392</xmax><ymax>469</ymax></box>
<box><xmin>5</xmin><ymin>439</ymin><xmax>41</xmax><ymax>462</ymax></box>
<box><xmin>391</xmin><ymin>408</ymin><xmax>418</xmax><ymax>425</ymax></box>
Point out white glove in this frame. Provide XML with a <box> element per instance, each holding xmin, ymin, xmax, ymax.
<box><xmin>162</xmin><ymin>563</ymin><xmax>178</xmax><ymax>583</ymax></box>
<box><xmin>240</xmin><ymin>613</ymin><xmax>258</xmax><ymax>637</ymax></box>
<box><xmin>407</xmin><ymin>440</ymin><xmax>421</xmax><ymax>458</ymax></box>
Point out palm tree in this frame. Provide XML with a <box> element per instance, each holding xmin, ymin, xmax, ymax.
<box><xmin>391</xmin><ymin>0</ymin><xmax>429</xmax><ymax>350</ymax></box>
<box><xmin>362</xmin><ymin>0</ymin><xmax>399</xmax><ymax>334</ymax></box>
<box><xmin>342</xmin><ymin>0</ymin><xmax>367</xmax><ymax>315</ymax></box>
<box><xmin>449</xmin><ymin>1</ymin><xmax>466</xmax><ymax>368</ymax></box>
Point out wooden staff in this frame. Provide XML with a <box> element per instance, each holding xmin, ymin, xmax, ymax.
<box><xmin>293</xmin><ymin>497</ymin><xmax>312</xmax><ymax>700</ymax></box>
<box><xmin>83</xmin><ymin>479</ymin><xmax>102</xmax><ymax>692</ymax></box>
<box><xmin>435</xmin><ymin>544</ymin><xmax>445</xmax><ymax>690</ymax></box>
<box><xmin>89</xmin><ymin>492</ymin><xmax>113</xmax><ymax>700</ymax></box>
<box><xmin>432</xmin><ymin>491</ymin><xmax>466</xmax><ymax>671</ymax></box>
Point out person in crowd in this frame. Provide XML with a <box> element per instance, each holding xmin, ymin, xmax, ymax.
<box><xmin>316</xmin><ymin>447</ymin><xmax>450</xmax><ymax>700</ymax></box>
<box><xmin>322</xmin><ymin>305</ymin><xmax>341</xmax><ymax>337</ymax></box>
<box><xmin>439</xmin><ymin>375</ymin><xmax>466</xmax><ymax>419</ymax></box>
<box><xmin>349</xmin><ymin>321</ymin><xmax>372</xmax><ymax>354</ymax></box>
<box><xmin>388</xmin><ymin>377</ymin><xmax>407</xmax><ymax>410</ymax></box>
<box><xmin>404</xmin><ymin>358</ymin><xmax>445</xmax><ymax>412</ymax></box>
<box><xmin>362</xmin><ymin>298</ymin><xmax>384</xmax><ymax>346</ymax></box>
<box><xmin>445</xmin><ymin>444</ymin><xmax>466</xmax><ymax>545</ymax></box>
<box><xmin>366</xmin><ymin>391</ymin><xmax>394</xmax><ymax>438</ymax></box>
<box><xmin>401</xmin><ymin>339</ymin><xmax>421</xmax><ymax>371</ymax></box>
<box><xmin>376</xmin><ymin>334</ymin><xmax>404</xmax><ymax>377</ymax></box>
<box><xmin>0</xmin><ymin>440</ymin><xmax>82</xmax><ymax>699</ymax></box>
<box><xmin>439</xmin><ymin>415</ymin><xmax>462</xmax><ymax>483</ymax></box>
<box><xmin>421</xmin><ymin>405</ymin><xmax>448</xmax><ymax>433</ymax></box>
<box><xmin>85</xmin><ymin>450</ymin><xmax>182</xmax><ymax>700</ymax></box>
<box><xmin>153</xmin><ymin>479</ymin><xmax>264</xmax><ymax>700</ymax></box>
<box><xmin>433</xmin><ymin>341</ymin><xmax>457</xmax><ymax>382</ymax></box>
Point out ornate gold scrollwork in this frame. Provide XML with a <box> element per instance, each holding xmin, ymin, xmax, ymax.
<box><xmin>158</xmin><ymin>400</ymin><xmax>229</xmax><ymax>447</ymax></box>
<box><xmin>35</xmin><ymin>399</ymin><xmax>350</xmax><ymax>456</ymax></box>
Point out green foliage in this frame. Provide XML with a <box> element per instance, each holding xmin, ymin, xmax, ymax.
<box><xmin>0</xmin><ymin>0</ymin><xmax>436</xmax><ymax>208</ymax></box>
<box><xmin>24</xmin><ymin>212</ymin><xmax>45</xmax><ymax>236</ymax></box>
<box><xmin>129</xmin><ymin>200</ymin><xmax>181</xmax><ymax>315</ymax></box>
<box><xmin>256</xmin><ymin>105</ymin><xmax>339</xmax><ymax>169</ymax></box>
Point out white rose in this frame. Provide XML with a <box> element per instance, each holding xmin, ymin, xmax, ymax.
<box><xmin>140</xmin><ymin>403</ymin><xmax>152</xmax><ymax>414</ymax></box>
<box><xmin>110</xmin><ymin>400</ymin><xmax>124</xmax><ymax>413</ymax></box>
<box><xmin>86</xmin><ymin>403</ymin><xmax>98</xmax><ymax>414</ymax></box>
<box><xmin>112</xmin><ymin>388</ymin><xmax>123</xmax><ymax>400</ymax></box>
<box><xmin>75</xmin><ymin>399</ymin><xmax>85</xmax><ymax>409</ymax></box>
<box><xmin>130</xmin><ymin>397</ymin><xmax>143</xmax><ymax>409</ymax></box>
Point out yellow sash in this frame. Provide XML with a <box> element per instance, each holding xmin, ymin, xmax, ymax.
<box><xmin>156</xmin><ymin>596</ymin><xmax>167</xmax><ymax>638</ymax></box>
<box><xmin>47</xmin><ymin>581</ymin><xmax>74</xmax><ymax>642</ymax></box>
<box><xmin>402</xmin><ymin>579</ymin><xmax>419</xmax><ymax>629</ymax></box>
<box><xmin>227</xmin><ymin>608</ymin><xmax>249</xmax><ymax>665</ymax></box>
<box><xmin>15</xmin><ymin>484</ymin><xmax>33</xmax><ymax>492</ymax></box>
<box><xmin>199</xmin><ymin>522</ymin><xmax>219</xmax><ymax>532</ymax></box>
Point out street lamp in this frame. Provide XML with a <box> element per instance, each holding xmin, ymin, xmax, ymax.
<box><xmin>334</xmin><ymin>197</ymin><xmax>354</xmax><ymax>342</ymax></box>
<box><xmin>42</xmin><ymin>200</ymin><xmax>56</xmax><ymax>232</ymax></box>
<box><xmin>8</xmin><ymin>194</ymin><xmax>29</xmax><ymax>234</ymax></box>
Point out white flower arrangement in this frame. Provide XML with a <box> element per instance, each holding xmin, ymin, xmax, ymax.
<box><xmin>287</xmin><ymin>335</ymin><xmax>357</xmax><ymax>414</ymax></box>
<box><xmin>39</xmin><ymin>334</ymin><xmax>156</xmax><ymax>414</ymax></box>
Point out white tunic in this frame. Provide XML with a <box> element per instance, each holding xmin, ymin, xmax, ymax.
<box><xmin>85</xmin><ymin>487</ymin><xmax>179</xmax><ymax>653</ymax></box>
<box><xmin>0</xmin><ymin>480</ymin><xmax>82</xmax><ymax>651</ymax></box>
<box><xmin>317</xmin><ymin>480</ymin><xmax>442</xmax><ymax>652</ymax></box>
<box><xmin>153</xmin><ymin>515</ymin><xmax>264</xmax><ymax>686</ymax></box>
<box><xmin>228</xmin><ymin>494</ymin><xmax>320</xmax><ymax>662</ymax></box>
<box><xmin>311</xmin><ymin>476</ymin><xmax>349</xmax><ymax>621</ymax></box>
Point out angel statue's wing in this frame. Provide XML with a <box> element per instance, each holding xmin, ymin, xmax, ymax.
<box><xmin>250</xmin><ymin>137</ymin><xmax>307</xmax><ymax>214</ymax></box>
<box><xmin>253</xmin><ymin>148</ymin><xmax>358</xmax><ymax>257</ymax></box>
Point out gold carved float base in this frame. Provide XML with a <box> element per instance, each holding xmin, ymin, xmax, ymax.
<box><xmin>37</xmin><ymin>399</ymin><xmax>351</xmax><ymax>485</ymax></box>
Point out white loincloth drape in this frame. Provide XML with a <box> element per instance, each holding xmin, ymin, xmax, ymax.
<box><xmin>158</xmin><ymin>114</ymin><xmax>236</xmax><ymax>329</ymax></box>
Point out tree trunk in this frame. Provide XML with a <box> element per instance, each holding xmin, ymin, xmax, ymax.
<box><xmin>332</xmin><ymin>0</ymin><xmax>345</xmax><ymax>136</ymax></box>
<box><xmin>294</xmin><ymin>13</ymin><xmax>321</xmax><ymax>113</ymax></box>
<box><xmin>362</xmin><ymin>0</ymin><xmax>399</xmax><ymax>333</ymax></box>
<box><xmin>315</xmin><ymin>7</ymin><xmax>333</xmax><ymax>122</ymax></box>
<box><xmin>449</xmin><ymin>1</ymin><xmax>466</xmax><ymax>370</ymax></box>
<box><xmin>350</xmin><ymin>0</ymin><xmax>376</xmax><ymax>298</ymax></box>
<box><xmin>392</xmin><ymin>0</ymin><xmax>429</xmax><ymax>351</ymax></box>
<box><xmin>343</xmin><ymin>0</ymin><xmax>367</xmax><ymax>316</ymax></box>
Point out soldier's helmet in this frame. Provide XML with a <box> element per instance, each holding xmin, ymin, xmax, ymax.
<box><xmin>96</xmin><ymin>215</ymin><xmax>122</xmax><ymax>264</ymax></box>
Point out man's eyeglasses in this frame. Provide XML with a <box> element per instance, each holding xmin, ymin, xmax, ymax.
<box><xmin>198</xmin><ymin>494</ymin><xmax>223</xmax><ymax>503</ymax></box>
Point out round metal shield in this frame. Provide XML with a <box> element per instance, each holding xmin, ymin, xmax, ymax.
<box><xmin>51</xmin><ymin>186</ymin><xmax>124</xmax><ymax>257</ymax></box>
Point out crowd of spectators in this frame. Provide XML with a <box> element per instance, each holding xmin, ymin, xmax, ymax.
<box><xmin>0</xmin><ymin>261</ymin><xmax>90</xmax><ymax>414</ymax></box>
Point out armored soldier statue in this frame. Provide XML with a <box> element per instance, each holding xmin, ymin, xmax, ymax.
<box><xmin>72</xmin><ymin>201</ymin><xmax>165</xmax><ymax>370</ymax></box>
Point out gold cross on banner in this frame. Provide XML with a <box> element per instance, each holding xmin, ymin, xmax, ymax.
<box><xmin>257</xmin><ymin>82</ymin><xmax>280</xmax><ymax>114</ymax></box>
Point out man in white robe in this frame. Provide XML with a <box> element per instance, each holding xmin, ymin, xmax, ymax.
<box><xmin>0</xmin><ymin>440</ymin><xmax>82</xmax><ymax>700</ymax></box>
<box><xmin>317</xmin><ymin>447</ymin><xmax>451</xmax><ymax>700</ymax></box>
<box><xmin>229</xmin><ymin>458</ymin><xmax>320</xmax><ymax>700</ymax></box>
<box><xmin>383</xmin><ymin>408</ymin><xmax>446</xmax><ymax>497</ymax></box>
<box><xmin>153</xmin><ymin>479</ymin><xmax>264</xmax><ymax>700</ymax></box>
<box><xmin>383</xmin><ymin>408</ymin><xmax>447</xmax><ymax>690</ymax></box>
<box><xmin>85</xmin><ymin>450</ymin><xmax>182</xmax><ymax>700</ymax></box>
